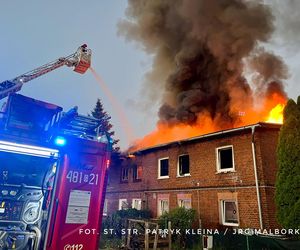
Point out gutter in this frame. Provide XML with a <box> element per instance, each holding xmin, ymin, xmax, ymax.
<box><xmin>251</xmin><ymin>125</ymin><xmax>263</xmax><ymax>229</ymax></box>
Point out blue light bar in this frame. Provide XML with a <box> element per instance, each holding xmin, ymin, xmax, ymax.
<box><xmin>54</xmin><ymin>136</ymin><xmax>67</xmax><ymax>146</ymax></box>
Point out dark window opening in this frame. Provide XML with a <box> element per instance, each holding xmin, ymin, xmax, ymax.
<box><xmin>159</xmin><ymin>158</ymin><xmax>169</xmax><ymax>177</ymax></box>
<box><xmin>218</xmin><ymin>147</ymin><xmax>233</xmax><ymax>170</ymax></box>
<box><xmin>178</xmin><ymin>154</ymin><xmax>190</xmax><ymax>176</ymax></box>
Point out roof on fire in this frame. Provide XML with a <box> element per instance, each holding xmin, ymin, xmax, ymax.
<box><xmin>130</xmin><ymin>122</ymin><xmax>281</xmax><ymax>155</ymax></box>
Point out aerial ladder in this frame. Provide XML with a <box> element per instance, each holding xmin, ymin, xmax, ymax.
<box><xmin>0</xmin><ymin>45</ymin><xmax>111</xmax><ymax>250</ymax></box>
<box><xmin>0</xmin><ymin>44</ymin><xmax>91</xmax><ymax>100</ymax></box>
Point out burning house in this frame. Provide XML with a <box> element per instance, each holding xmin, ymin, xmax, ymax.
<box><xmin>118</xmin><ymin>0</ymin><xmax>288</xmax><ymax>150</ymax></box>
<box><xmin>105</xmin><ymin>122</ymin><xmax>281</xmax><ymax>229</ymax></box>
<box><xmin>103</xmin><ymin>0</ymin><xmax>291</xmax><ymax>230</ymax></box>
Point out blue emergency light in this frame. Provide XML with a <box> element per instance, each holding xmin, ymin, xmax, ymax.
<box><xmin>54</xmin><ymin>136</ymin><xmax>67</xmax><ymax>146</ymax></box>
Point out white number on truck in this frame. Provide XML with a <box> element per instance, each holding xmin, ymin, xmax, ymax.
<box><xmin>66</xmin><ymin>171</ymin><xmax>99</xmax><ymax>185</ymax></box>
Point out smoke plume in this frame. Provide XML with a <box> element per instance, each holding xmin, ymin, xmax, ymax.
<box><xmin>119</xmin><ymin>0</ymin><xmax>287</xmax><ymax>129</ymax></box>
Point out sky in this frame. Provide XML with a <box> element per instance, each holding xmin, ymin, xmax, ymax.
<box><xmin>0</xmin><ymin>1</ymin><xmax>299</xmax><ymax>150</ymax></box>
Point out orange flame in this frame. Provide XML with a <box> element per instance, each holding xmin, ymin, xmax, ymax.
<box><xmin>265</xmin><ymin>104</ymin><xmax>285</xmax><ymax>124</ymax></box>
<box><xmin>130</xmin><ymin>114</ymin><xmax>218</xmax><ymax>151</ymax></box>
<box><xmin>129</xmin><ymin>92</ymin><xmax>287</xmax><ymax>152</ymax></box>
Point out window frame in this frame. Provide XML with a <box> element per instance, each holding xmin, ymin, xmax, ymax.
<box><xmin>132</xmin><ymin>198</ymin><xmax>142</xmax><ymax>210</ymax></box>
<box><xmin>178</xmin><ymin>198</ymin><xmax>192</xmax><ymax>209</ymax></box>
<box><xmin>220</xmin><ymin>199</ymin><xmax>239</xmax><ymax>226</ymax></box>
<box><xmin>216</xmin><ymin>145</ymin><xmax>235</xmax><ymax>173</ymax></box>
<box><xmin>133</xmin><ymin>165</ymin><xmax>142</xmax><ymax>181</ymax></box>
<box><xmin>121</xmin><ymin>167</ymin><xmax>129</xmax><ymax>182</ymax></box>
<box><xmin>158</xmin><ymin>157</ymin><xmax>169</xmax><ymax>179</ymax></box>
<box><xmin>103</xmin><ymin>199</ymin><xmax>108</xmax><ymax>216</ymax></box>
<box><xmin>157</xmin><ymin>198</ymin><xmax>169</xmax><ymax>216</ymax></box>
<box><xmin>177</xmin><ymin>154</ymin><xmax>191</xmax><ymax>177</ymax></box>
<box><xmin>118</xmin><ymin>198</ymin><xmax>128</xmax><ymax>210</ymax></box>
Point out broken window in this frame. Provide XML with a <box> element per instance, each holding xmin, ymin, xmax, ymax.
<box><xmin>217</xmin><ymin>146</ymin><xmax>234</xmax><ymax>172</ymax></box>
<box><xmin>158</xmin><ymin>158</ymin><xmax>169</xmax><ymax>178</ymax></box>
<box><xmin>178</xmin><ymin>154</ymin><xmax>190</xmax><ymax>176</ymax></box>
<box><xmin>221</xmin><ymin>200</ymin><xmax>239</xmax><ymax>225</ymax></box>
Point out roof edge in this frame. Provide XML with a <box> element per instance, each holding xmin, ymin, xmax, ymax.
<box><xmin>130</xmin><ymin>122</ymin><xmax>281</xmax><ymax>154</ymax></box>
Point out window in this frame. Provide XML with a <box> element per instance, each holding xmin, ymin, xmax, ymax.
<box><xmin>118</xmin><ymin>199</ymin><xmax>128</xmax><ymax>210</ymax></box>
<box><xmin>132</xmin><ymin>199</ymin><xmax>142</xmax><ymax>210</ymax></box>
<box><xmin>177</xmin><ymin>194</ymin><xmax>192</xmax><ymax>209</ymax></box>
<box><xmin>220</xmin><ymin>200</ymin><xmax>239</xmax><ymax>226</ymax></box>
<box><xmin>158</xmin><ymin>199</ymin><xmax>169</xmax><ymax>216</ymax></box>
<box><xmin>121</xmin><ymin>168</ymin><xmax>129</xmax><ymax>182</ymax></box>
<box><xmin>158</xmin><ymin>158</ymin><xmax>169</xmax><ymax>178</ymax></box>
<box><xmin>216</xmin><ymin>146</ymin><xmax>235</xmax><ymax>172</ymax></box>
<box><xmin>178</xmin><ymin>199</ymin><xmax>192</xmax><ymax>209</ymax></box>
<box><xmin>133</xmin><ymin>165</ymin><xmax>142</xmax><ymax>181</ymax></box>
<box><xmin>178</xmin><ymin>154</ymin><xmax>190</xmax><ymax>176</ymax></box>
<box><xmin>103</xmin><ymin>199</ymin><xmax>108</xmax><ymax>216</ymax></box>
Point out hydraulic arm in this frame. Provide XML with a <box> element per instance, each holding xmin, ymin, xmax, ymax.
<box><xmin>0</xmin><ymin>44</ymin><xmax>91</xmax><ymax>100</ymax></box>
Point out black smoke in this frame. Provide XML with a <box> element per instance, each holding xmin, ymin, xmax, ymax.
<box><xmin>119</xmin><ymin>0</ymin><xmax>288</xmax><ymax>126</ymax></box>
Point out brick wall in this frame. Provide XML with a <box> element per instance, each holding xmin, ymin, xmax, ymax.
<box><xmin>255</xmin><ymin>127</ymin><xmax>281</xmax><ymax>229</ymax></box>
<box><xmin>105</xmin><ymin>125</ymin><xmax>281</xmax><ymax>229</ymax></box>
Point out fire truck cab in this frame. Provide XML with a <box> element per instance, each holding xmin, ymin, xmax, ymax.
<box><xmin>0</xmin><ymin>94</ymin><xmax>111</xmax><ymax>250</ymax></box>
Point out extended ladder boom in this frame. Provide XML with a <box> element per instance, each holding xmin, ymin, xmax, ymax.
<box><xmin>0</xmin><ymin>44</ymin><xmax>91</xmax><ymax>100</ymax></box>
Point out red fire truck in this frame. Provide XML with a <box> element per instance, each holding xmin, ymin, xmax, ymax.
<box><xmin>0</xmin><ymin>46</ymin><xmax>111</xmax><ymax>249</ymax></box>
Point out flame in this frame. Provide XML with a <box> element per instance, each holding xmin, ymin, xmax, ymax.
<box><xmin>130</xmin><ymin>124</ymin><xmax>210</xmax><ymax>152</ymax></box>
<box><xmin>265</xmin><ymin>104</ymin><xmax>285</xmax><ymax>124</ymax></box>
<box><xmin>130</xmin><ymin>113</ymin><xmax>238</xmax><ymax>151</ymax></box>
<box><xmin>129</xmin><ymin>92</ymin><xmax>287</xmax><ymax>152</ymax></box>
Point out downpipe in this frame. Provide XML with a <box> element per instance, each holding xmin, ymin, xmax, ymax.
<box><xmin>251</xmin><ymin>126</ymin><xmax>263</xmax><ymax>229</ymax></box>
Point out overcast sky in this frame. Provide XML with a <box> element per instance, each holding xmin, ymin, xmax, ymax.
<box><xmin>0</xmin><ymin>1</ymin><xmax>299</xmax><ymax>150</ymax></box>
